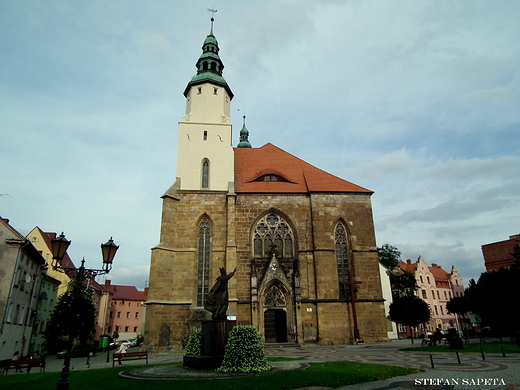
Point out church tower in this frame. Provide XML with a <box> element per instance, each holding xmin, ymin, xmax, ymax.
<box><xmin>176</xmin><ymin>17</ymin><xmax>234</xmax><ymax>191</ymax></box>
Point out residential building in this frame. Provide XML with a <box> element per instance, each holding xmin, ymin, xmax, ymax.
<box><xmin>144</xmin><ymin>19</ymin><xmax>388</xmax><ymax>351</ymax></box>
<box><xmin>398</xmin><ymin>257</ymin><xmax>465</xmax><ymax>337</ymax></box>
<box><xmin>26</xmin><ymin>227</ymin><xmax>113</xmax><ymax>343</ymax></box>
<box><xmin>482</xmin><ymin>234</ymin><xmax>520</xmax><ymax>272</ymax></box>
<box><xmin>0</xmin><ymin>217</ymin><xmax>46</xmax><ymax>359</ymax></box>
<box><xmin>106</xmin><ymin>281</ymin><xmax>146</xmax><ymax>340</ymax></box>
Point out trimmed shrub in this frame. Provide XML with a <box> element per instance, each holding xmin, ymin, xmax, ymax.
<box><xmin>448</xmin><ymin>337</ymin><xmax>464</xmax><ymax>350</ymax></box>
<box><xmin>185</xmin><ymin>328</ymin><xmax>202</xmax><ymax>356</ymax></box>
<box><xmin>217</xmin><ymin>325</ymin><xmax>274</xmax><ymax>373</ymax></box>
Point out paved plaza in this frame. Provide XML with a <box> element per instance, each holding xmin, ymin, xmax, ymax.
<box><xmin>34</xmin><ymin>339</ymin><xmax>520</xmax><ymax>389</ymax></box>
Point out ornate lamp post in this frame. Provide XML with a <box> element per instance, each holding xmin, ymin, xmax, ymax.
<box><xmin>51</xmin><ymin>232</ymin><xmax>119</xmax><ymax>390</ymax></box>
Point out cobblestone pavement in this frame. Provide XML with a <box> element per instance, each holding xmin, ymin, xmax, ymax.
<box><xmin>24</xmin><ymin>340</ymin><xmax>520</xmax><ymax>389</ymax></box>
<box><xmin>264</xmin><ymin>340</ymin><xmax>520</xmax><ymax>390</ymax></box>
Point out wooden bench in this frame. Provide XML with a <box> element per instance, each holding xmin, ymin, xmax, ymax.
<box><xmin>112</xmin><ymin>351</ymin><xmax>148</xmax><ymax>367</ymax></box>
<box><xmin>2</xmin><ymin>358</ymin><xmax>45</xmax><ymax>375</ymax></box>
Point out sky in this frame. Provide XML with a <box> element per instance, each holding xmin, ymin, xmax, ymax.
<box><xmin>1</xmin><ymin>0</ymin><xmax>519</xmax><ymax>290</ymax></box>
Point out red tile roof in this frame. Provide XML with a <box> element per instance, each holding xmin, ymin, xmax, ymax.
<box><xmin>107</xmin><ymin>285</ymin><xmax>147</xmax><ymax>301</ymax></box>
<box><xmin>234</xmin><ymin>143</ymin><xmax>372</xmax><ymax>194</ymax></box>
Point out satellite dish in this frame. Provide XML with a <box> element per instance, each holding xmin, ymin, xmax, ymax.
<box><xmin>25</xmin><ymin>274</ymin><xmax>32</xmax><ymax>283</ymax></box>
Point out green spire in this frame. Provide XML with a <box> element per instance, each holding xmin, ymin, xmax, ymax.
<box><xmin>184</xmin><ymin>15</ymin><xmax>233</xmax><ymax>99</ymax></box>
<box><xmin>237</xmin><ymin>116</ymin><xmax>252</xmax><ymax>148</ymax></box>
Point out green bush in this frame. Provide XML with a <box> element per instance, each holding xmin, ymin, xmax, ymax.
<box><xmin>217</xmin><ymin>325</ymin><xmax>274</xmax><ymax>373</ymax></box>
<box><xmin>185</xmin><ymin>329</ymin><xmax>202</xmax><ymax>356</ymax></box>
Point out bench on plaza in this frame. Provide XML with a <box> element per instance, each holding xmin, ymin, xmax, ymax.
<box><xmin>1</xmin><ymin>358</ymin><xmax>45</xmax><ymax>375</ymax></box>
<box><xmin>112</xmin><ymin>351</ymin><xmax>148</xmax><ymax>367</ymax></box>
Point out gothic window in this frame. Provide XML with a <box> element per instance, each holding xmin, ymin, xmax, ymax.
<box><xmin>253</xmin><ymin>213</ymin><xmax>294</xmax><ymax>259</ymax></box>
<box><xmin>197</xmin><ymin>218</ymin><xmax>211</xmax><ymax>306</ymax></box>
<box><xmin>335</xmin><ymin>222</ymin><xmax>351</xmax><ymax>299</ymax></box>
<box><xmin>202</xmin><ymin>159</ymin><xmax>209</xmax><ymax>188</ymax></box>
<box><xmin>264</xmin><ymin>285</ymin><xmax>286</xmax><ymax>307</ymax></box>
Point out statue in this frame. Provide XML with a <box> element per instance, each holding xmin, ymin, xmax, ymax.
<box><xmin>204</xmin><ymin>267</ymin><xmax>236</xmax><ymax>320</ymax></box>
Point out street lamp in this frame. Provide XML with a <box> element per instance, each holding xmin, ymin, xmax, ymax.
<box><xmin>51</xmin><ymin>232</ymin><xmax>119</xmax><ymax>390</ymax></box>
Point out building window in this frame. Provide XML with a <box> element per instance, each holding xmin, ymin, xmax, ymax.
<box><xmin>253</xmin><ymin>213</ymin><xmax>294</xmax><ymax>259</ymax></box>
<box><xmin>125</xmin><ymin>326</ymin><xmax>129</xmax><ymax>332</ymax></box>
<box><xmin>197</xmin><ymin>217</ymin><xmax>211</xmax><ymax>307</ymax></box>
<box><xmin>427</xmin><ymin>276</ymin><xmax>431</xmax><ymax>284</ymax></box>
<box><xmin>335</xmin><ymin>222</ymin><xmax>351</xmax><ymax>300</ymax></box>
<box><xmin>117</xmin><ymin>312</ymin><xmax>121</xmax><ymax>318</ymax></box>
<box><xmin>434</xmin><ymin>305</ymin><xmax>438</xmax><ymax>315</ymax></box>
<box><xmin>213</xmin><ymin>87</ymin><xmax>218</xmax><ymax>95</ymax></box>
<box><xmin>126</xmin><ymin>312</ymin><xmax>130</xmax><ymax>319</ymax></box>
<box><xmin>444</xmin><ymin>291</ymin><xmax>448</xmax><ymax>300</ymax></box>
<box><xmin>437</xmin><ymin>291</ymin><xmax>440</xmax><ymax>300</ymax></box>
<box><xmin>421</xmin><ymin>290</ymin><xmax>427</xmax><ymax>299</ymax></box>
<box><xmin>420</xmin><ymin>275</ymin><xmax>423</xmax><ymax>283</ymax></box>
<box><xmin>134</xmin><ymin>326</ymin><xmax>138</xmax><ymax>332</ymax></box>
<box><xmin>110</xmin><ymin>311</ymin><xmax>113</xmax><ymax>318</ymax></box>
<box><xmin>135</xmin><ymin>312</ymin><xmax>139</xmax><ymax>319</ymax></box>
<box><xmin>440</xmin><ymin>306</ymin><xmax>444</xmax><ymax>315</ymax></box>
<box><xmin>203</xmin><ymin>130</ymin><xmax>208</xmax><ymax>141</ymax></box>
<box><xmin>202</xmin><ymin>159</ymin><xmax>209</xmax><ymax>188</ymax></box>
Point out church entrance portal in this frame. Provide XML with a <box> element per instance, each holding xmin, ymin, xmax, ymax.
<box><xmin>264</xmin><ymin>309</ymin><xmax>287</xmax><ymax>343</ymax></box>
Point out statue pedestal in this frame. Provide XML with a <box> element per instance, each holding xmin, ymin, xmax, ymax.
<box><xmin>183</xmin><ymin>320</ymin><xmax>236</xmax><ymax>370</ymax></box>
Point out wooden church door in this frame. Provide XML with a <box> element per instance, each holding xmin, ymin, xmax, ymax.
<box><xmin>264</xmin><ymin>309</ymin><xmax>288</xmax><ymax>343</ymax></box>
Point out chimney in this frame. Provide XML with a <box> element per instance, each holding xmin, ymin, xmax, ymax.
<box><xmin>406</xmin><ymin>259</ymin><xmax>411</xmax><ymax>264</ymax></box>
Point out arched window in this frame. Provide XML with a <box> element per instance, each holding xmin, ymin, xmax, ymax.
<box><xmin>202</xmin><ymin>159</ymin><xmax>209</xmax><ymax>188</ymax></box>
<box><xmin>334</xmin><ymin>222</ymin><xmax>351</xmax><ymax>299</ymax></box>
<box><xmin>197</xmin><ymin>218</ymin><xmax>211</xmax><ymax>306</ymax></box>
<box><xmin>253</xmin><ymin>213</ymin><xmax>294</xmax><ymax>259</ymax></box>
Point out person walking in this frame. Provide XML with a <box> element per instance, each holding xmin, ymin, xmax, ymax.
<box><xmin>116</xmin><ymin>341</ymin><xmax>127</xmax><ymax>366</ymax></box>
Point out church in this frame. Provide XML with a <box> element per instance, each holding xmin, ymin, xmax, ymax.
<box><xmin>144</xmin><ymin>18</ymin><xmax>388</xmax><ymax>351</ymax></box>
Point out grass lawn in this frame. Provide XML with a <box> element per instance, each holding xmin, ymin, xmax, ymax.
<box><xmin>0</xmin><ymin>361</ymin><xmax>417</xmax><ymax>390</ymax></box>
<box><xmin>400</xmin><ymin>341</ymin><xmax>520</xmax><ymax>354</ymax></box>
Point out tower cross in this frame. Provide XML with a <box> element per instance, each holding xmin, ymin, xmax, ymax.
<box><xmin>207</xmin><ymin>8</ymin><xmax>217</xmax><ymax>34</ymax></box>
<box><xmin>207</xmin><ymin>8</ymin><xmax>217</xmax><ymax>19</ymax></box>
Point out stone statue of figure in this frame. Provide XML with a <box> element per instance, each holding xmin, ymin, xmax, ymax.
<box><xmin>204</xmin><ymin>267</ymin><xmax>236</xmax><ymax>320</ymax></box>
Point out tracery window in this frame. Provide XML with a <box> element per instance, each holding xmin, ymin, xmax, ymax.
<box><xmin>264</xmin><ymin>285</ymin><xmax>286</xmax><ymax>307</ymax></box>
<box><xmin>335</xmin><ymin>222</ymin><xmax>351</xmax><ymax>299</ymax></box>
<box><xmin>197</xmin><ymin>218</ymin><xmax>211</xmax><ymax>306</ymax></box>
<box><xmin>253</xmin><ymin>213</ymin><xmax>294</xmax><ymax>259</ymax></box>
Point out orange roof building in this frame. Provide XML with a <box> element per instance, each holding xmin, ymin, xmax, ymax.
<box><xmin>397</xmin><ymin>257</ymin><xmax>465</xmax><ymax>335</ymax></box>
<box><xmin>482</xmin><ymin>234</ymin><xmax>520</xmax><ymax>272</ymax></box>
<box><xmin>144</xmin><ymin>18</ymin><xmax>388</xmax><ymax>351</ymax></box>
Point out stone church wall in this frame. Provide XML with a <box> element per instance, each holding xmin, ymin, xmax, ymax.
<box><xmin>144</xmin><ymin>189</ymin><xmax>388</xmax><ymax>352</ymax></box>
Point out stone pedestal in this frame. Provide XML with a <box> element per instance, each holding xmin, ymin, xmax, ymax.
<box><xmin>183</xmin><ymin>320</ymin><xmax>236</xmax><ymax>370</ymax></box>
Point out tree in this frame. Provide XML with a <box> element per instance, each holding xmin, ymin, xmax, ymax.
<box><xmin>44</xmin><ymin>289</ymin><xmax>96</xmax><ymax>354</ymax></box>
<box><xmin>389</xmin><ymin>296</ymin><xmax>431</xmax><ymax>346</ymax></box>
<box><xmin>378</xmin><ymin>243</ymin><xmax>401</xmax><ymax>270</ymax></box>
<box><xmin>465</xmin><ymin>267</ymin><xmax>520</xmax><ymax>342</ymax></box>
<box><xmin>446</xmin><ymin>296</ymin><xmax>470</xmax><ymax>317</ymax></box>
<box><xmin>389</xmin><ymin>270</ymin><xmax>418</xmax><ymax>298</ymax></box>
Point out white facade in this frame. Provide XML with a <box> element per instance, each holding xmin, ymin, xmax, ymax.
<box><xmin>177</xmin><ymin>82</ymin><xmax>234</xmax><ymax>191</ymax></box>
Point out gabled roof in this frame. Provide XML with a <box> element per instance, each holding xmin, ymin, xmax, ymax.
<box><xmin>107</xmin><ymin>285</ymin><xmax>147</xmax><ymax>301</ymax></box>
<box><xmin>234</xmin><ymin>143</ymin><xmax>372</xmax><ymax>194</ymax></box>
<box><xmin>37</xmin><ymin>227</ymin><xmax>76</xmax><ymax>270</ymax></box>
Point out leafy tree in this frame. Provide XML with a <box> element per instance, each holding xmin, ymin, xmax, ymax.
<box><xmin>446</xmin><ymin>296</ymin><xmax>470</xmax><ymax>317</ymax></box>
<box><xmin>378</xmin><ymin>243</ymin><xmax>401</xmax><ymax>270</ymax></box>
<box><xmin>44</xmin><ymin>289</ymin><xmax>96</xmax><ymax>353</ymax></box>
<box><xmin>389</xmin><ymin>270</ymin><xmax>418</xmax><ymax>299</ymax></box>
<box><xmin>389</xmin><ymin>296</ymin><xmax>431</xmax><ymax>346</ymax></box>
<box><xmin>465</xmin><ymin>267</ymin><xmax>520</xmax><ymax>341</ymax></box>
<box><xmin>511</xmin><ymin>243</ymin><xmax>520</xmax><ymax>269</ymax></box>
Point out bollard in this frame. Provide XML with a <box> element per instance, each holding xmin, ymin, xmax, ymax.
<box><xmin>501</xmin><ymin>346</ymin><xmax>506</xmax><ymax>357</ymax></box>
<box><xmin>430</xmin><ymin>354</ymin><xmax>435</xmax><ymax>368</ymax></box>
<box><xmin>480</xmin><ymin>347</ymin><xmax>485</xmax><ymax>360</ymax></box>
<box><xmin>456</xmin><ymin>351</ymin><xmax>461</xmax><ymax>364</ymax></box>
